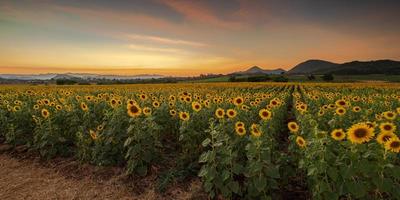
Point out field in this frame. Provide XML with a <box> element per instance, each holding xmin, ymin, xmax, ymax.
<box><xmin>1</xmin><ymin>82</ymin><xmax>400</xmax><ymax>200</ymax></box>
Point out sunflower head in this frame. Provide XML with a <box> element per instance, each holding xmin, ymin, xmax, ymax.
<box><xmin>376</xmin><ymin>132</ymin><xmax>398</xmax><ymax>144</ymax></box>
<box><xmin>41</xmin><ymin>108</ymin><xmax>50</xmax><ymax>118</ymax></box>
<box><xmin>215</xmin><ymin>108</ymin><xmax>225</xmax><ymax>119</ymax></box>
<box><xmin>143</xmin><ymin>107</ymin><xmax>152</xmax><ymax>116</ymax></box>
<box><xmin>179</xmin><ymin>112</ymin><xmax>190</xmax><ymax>121</ymax></box>
<box><xmin>80</xmin><ymin>102</ymin><xmax>89</xmax><ymax>112</ymax></box>
<box><xmin>226</xmin><ymin>109</ymin><xmax>237</xmax><ymax>118</ymax></box>
<box><xmin>379</xmin><ymin>122</ymin><xmax>396</xmax><ymax>133</ymax></box>
<box><xmin>383</xmin><ymin>111</ymin><xmax>397</xmax><ymax>120</ymax></box>
<box><xmin>127</xmin><ymin>104</ymin><xmax>141</xmax><ymax>117</ymax></box>
<box><xmin>233</xmin><ymin>97</ymin><xmax>244</xmax><ymax>106</ymax></box>
<box><xmin>250</xmin><ymin>124</ymin><xmax>262</xmax><ymax>137</ymax></box>
<box><xmin>352</xmin><ymin>106</ymin><xmax>361</xmax><ymax>112</ymax></box>
<box><xmin>191</xmin><ymin>102</ymin><xmax>202</xmax><ymax>112</ymax></box>
<box><xmin>296</xmin><ymin>136</ymin><xmax>307</xmax><ymax>148</ymax></box>
<box><xmin>384</xmin><ymin>138</ymin><xmax>400</xmax><ymax>153</ymax></box>
<box><xmin>347</xmin><ymin>123</ymin><xmax>375</xmax><ymax>144</ymax></box>
<box><xmin>259</xmin><ymin>109</ymin><xmax>272</xmax><ymax>120</ymax></box>
<box><xmin>288</xmin><ymin>122</ymin><xmax>299</xmax><ymax>133</ymax></box>
<box><xmin>235</xmin><ymin>121</ymin><xmax>244</xmax><ymax>128</ymax></box>
<box><xmin>89</xmin><ymin>130</ymin><xmax>97</xmax><ymax>140</ymax></box>
<box><xmin>335</xmin><ymin>107</ymin><xmax>346</xmax><ymax>116</ymax></box>
<box><xmin>331</xmin><ymin>129</ymin><xmax>346</xmax><ymax>141</ymax></box>
<box><xmin>235</xmin><ymin>126</ymin><xmax>246</xmax><ymax>136</ymax></box>
<box><xmin>169</xmin><ymin>109</ymin><xmax>177</xmax><ymax>116</ymax></box>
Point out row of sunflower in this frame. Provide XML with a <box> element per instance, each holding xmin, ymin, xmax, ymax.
<box><xmin>289</xmin><ymin>84</ymin><xmax>400</xmax><ymax>200</ymax></box>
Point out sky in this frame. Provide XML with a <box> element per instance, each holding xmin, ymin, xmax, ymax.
<box><xmin>1</xmin><ymin>0</ymin><xmax>400</xmax><ymax>76</ymax></box>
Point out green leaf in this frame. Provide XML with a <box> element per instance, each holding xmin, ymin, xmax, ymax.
<box><xmin>199</xmin><ymin>151</ymin><xmax>210</xmax><ymax>163</ymax></box>
<box><xmin>228</xmin><ymin>181</ymin><xmax>240</xmax><ymax>194</ymax></box>
<box><xmin>201</xmin><ymin>138</ymin><xmax>211</xmax><ymax>147</ymax></box>
<box><xmin>327</xmin><ymin>167</ymin><xmax>338</xmax><ymax>181</ymax></box>
<box><xmin>266</xmin><ymin>166</ymin><xmax>280</xmax><ymax>178</ymax></box>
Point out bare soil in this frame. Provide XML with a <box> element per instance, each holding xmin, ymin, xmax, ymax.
<box><xmin>0</xmin><ymin>145</ymin><xmax>204</xmax><ymax>200</ymax></box>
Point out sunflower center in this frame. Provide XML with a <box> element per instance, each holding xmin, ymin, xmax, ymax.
<box><xmin>390</xmin><ymin>141</ymin><xmax>400</xmax><ymax>148</ymax></box>
<box><xmin>354</xmin><ymin>128</ymin><xmax>367</xmax><ymax>138</ymax></box>
<box><xmin>290</xmin><ymin>125</ymin><xmax>297</xmax><ymax>129</ymax></box>
<box><xmin>130</xmin><ymin>106</ymin><xmax>139</xmax><ymax>113</ymax></box>
<box><xmin>382</xmin><ymin>135</ymin><xmax>392</xmax><ymax>142</ymax></box>
<box><xmin>384</xmin><ymin>125</ymin><xmax>392</xmax><ymax>131</ymax></box>
<box><xmin>263</xmin><ymin>112</ymin><xmax>268</xmax><ymax>117</ymax></box>
<box><xmin>335</xmin><ymin>132</ymin><xmax>342</xmax><ymax>137</ymax></box>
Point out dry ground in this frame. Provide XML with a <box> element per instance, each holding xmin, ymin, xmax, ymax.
<box><xmin>0</xmin><ymin>146</ymin><xmax>204</xmax><ymax>200</ymax></box>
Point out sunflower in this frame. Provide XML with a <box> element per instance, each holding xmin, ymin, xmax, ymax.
<box><xmin>383</xmin><ymin>111</ymin><xmax>397</xmax><ymax>120</ymax></box>
<box><xmin>80</xmin><ymin>102</ymin><xmax>89</xmax><ymax>112</ymax></box>
<box><xmin>226</xmin><ymin>109</ymin><xmax>237</xmax><ymax>118</ymax></box>
<box><xmin>335</xmin><ymin>99</ymin><xmax>348</xmax><ymax>107</ymax></box>
<box><xmin>97</xmin><ymin>124</ymin><xmax>104</xmax><ymax>131</ymax></box>
<box><xmin>33</xmin><ymin>104</ymin><xmax>39</xmax><ymax>110</ymax></box>
<box><xmin>192</xmin><ymin>102</ymin><xmax>202</xmax><ymax>112</ymax></box>
<box><xmin>331</xmin><ymin>129</ymin><xmax>346</xmax><ymax>141</ymax></box>
<box><xmin>179</xmin><ymin>112</ymin><xmax>190</xmax><ymax>121</ymax></box>
<box><xmin>296</xmin><ymin>136</ymin><xmax>306</xmax><ymax>148</ymax></box>
<box><xmin>258</xmin><ymin>109</ymin><xmax>272</xmax><ymax>120</ymax></box>
<box><xmin>169</xmin><ymin>109</ymin><xmax>177</xmax><ymax>116</ymax></box>
<box><xmin>41</xmin><ymin>108</ymin><xmax>50</xmax><ymax>118</ymax></box>
<box><xmin>347</xmin><ymin>123</ymin><xmax>375</xmax><ymax>144</ymax></box>
<box><xmin>250</xmin><ymin>124</ymin><xmax>262</xmax><ymax>137</ymax></box>
<box><xmin>335</xmin><ymin>107</ymin><xmax>346</xmax><ymax>115</ymax></box>
<box><xmin>215</xmin><ymin>108</ymin><xmax>225</xmax><ymax>119</ymax></box>
<box><xmin>152</xmin><ymin>101</ymin><xmax>160</xmax><ymax>108</ymax></box>
<box><xmin>127</xmin><ymin>104</ymin><xmax>141</xmax><ymax>117</ymax></box>
<box><xmin>140</xmin><ymin>94</ymin><xmax>147</xmax><ymax>100</ymax></box>
<box><xmin>235</xmin><ymin>126</ymin><xmax>246</xmax><ymax>136</ymax></box>
<box><xmin>235</xmin><ymin>121</ymin><xmax>244</xmax><ymax>128</ymax></box>
<box><xmin>143</xmin><ymin>107</ymin><xmax>152</xmax><ymax>116</ymax></box>
<box><xmin>379</xmin><ymin>122</ymin><xmax>396</xmax><ymax>133</ymax></box>
<box><xmin>352</xmin><ymin>106</ymin><xmax>361</xmax><ymax>113</ymax></box>
<box><xmin>376</xmin><ymin>132</ymin><xmax>398</xmax><ymax>144</ymax></box>
<box><xmin>13</xmin><ymin>106</ymin><xmax>21</xmax><ymax>112</ymax></box>
<box><xmin>384</xmin><ymin>138</ymin><xmax>400</xmax><ymax>153</ymax></box>
<box><xmin>127</xmin><ymin>99</ymin><xmax>135</xmax><ymax>106</ymax></box>
<box><xmin>288</xmin><ymin>122</ymin><xmax>299</xmax><ymax>133</ymax></box>
<box><xmin>89</xmin><ymin>130</ymin><xmax>97</xmax><ymax>140</ymax></box>
<box><xmin>110</xmin><ymin>99</ymin><xmax>118</xmax><ymax>107</ymax></box>
<box><xmin>56</xmin><ymin>105</ymin><xmax>62</xmax><ymax>110</ymax></box>
<box><xmin>233</xmin><ymin>97</ymin><xmax>244</xmax><ymax>106</ymax></box>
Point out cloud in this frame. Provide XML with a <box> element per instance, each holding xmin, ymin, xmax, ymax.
<box><xmin>125</xmin><ymin>34</ymin><xmax>207</xmax><ymax>47</ymax></box>
<box><xmin>160</xmin><ymin>0</ymin><xmax>244</xmax><ymax>29</ymax></box>
<box><xmin>127</xmin><ymin>44</ymin><xmax>189</xmax><ymax>54</ymax></box>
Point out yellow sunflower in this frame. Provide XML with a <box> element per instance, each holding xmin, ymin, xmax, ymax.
<box><xmin>80</xmin><ymin>102</ymin><xmax>89</xmax><ymax>112</ymax></box>
<box><xmin>152</xmin><ymin>101</ymin><xmax>160</xmax><ymax>108</ymax></box>
<box><xmin>97</xmin><ymin>124</ymin><xmax>104</xmax><ymax>131</ymax></box>
<box><xmin>89</xmin><ymin>130</ymin><xmax>97</xmax><ymax>140</ymax></box>
<box><xmin>376</xmin><ymin>132</ymin><xmax>398</xmax><ymax>144</ymax></box>
<box><xmin>296</xmin><ymin>136</ymin><xmax>307</xmax><ymax>148</ymax></box>
<box><xmin>331</xmin><ymin>129</ymin><xmax>346</xmax><ymax>141</ymax></box>
<box><xmin>335</xmin><ymin>107</ymin><xmax>346</xmax><ymax>116</ymax></box>
<box><xmin>383</xmin><ymin>111</ymin><xmax>397</xmax><ymax>120</ymax></box>
<box><xmin>235</xmin><ymin>121</ymin><xmax>245</xmax><ymax>128</ymax></box>
<box><xmin>347</xmin><ymin>123</ymin><xmax>375</xmax><ymax>144</ymax></box>
<box><xmin>235</xmin><ymin>126</ymin><xmax>246</xmax><ymax>136</ymax></box>
<box><xmin>127</xmin><ymin>104</ymin><xmax>141</xmax><ymax>117</ymax></box>
<box><xmin>335</xmin><ymin>99</ymin><xmax>348</xmax><ymax>107</ymax></box>
<box><xmin>41</xmin><ymin>108</ymin><xmax>50</xmax><ymax>118</ymax></box>
<box><xmin>288</xmin><ymin>122</ymin><xmax>299</xmax><ymax>133</ymax></box>
<box><xmin>169</xmin><ymin>109</ymin><xmax>177</xmax><ymax>116</ymax></box>
<box><xmin>384</xmin><ymin>138</ymin><xmax>400</xmax><ymax>153</ymax></box>
<box><xmin>215</xmin><ymin>108</ymin><xmax>225</xmax><ymax>119</ymax></box>
<box><xmin>191</xmin><ymin>102</ymin><xmax>202</xmax><ymax>112</ymax></box>
<box><xmin>233</xmin><ymin>97</ymin><xmax>244</xmax><ymax>106</ymax></box>
<box><xmin>379</xmin><ymin>122</ymin><xmax>396</xmax><ymax>133</ymax></box>
<box><xmin>259</xmin><ymin>109</ymin><xmax>272</xmax><ymax>120</ymax></box>
<box><xmin>179</xmin><ymin>111</ymin><xmax>190</xmax><ymax>121</ymax></box>
<box><xmin>226</xmin><ymin>109</ymin><xmax>237</xmax><ymax>118</ymax></box>
<box><xmin>250</xmin><ymin>124</ymin><xmax>262</xmax><ymax>137</ymax></box>
<box><xmin>352</xmin><ymin>106</ymin><xmax>361</xmax><ymax>113</ymax></box>
<box><xmin>143</xmin><ymin>107</ymin><xmax>152</xmax><ymax>116</ymax></box>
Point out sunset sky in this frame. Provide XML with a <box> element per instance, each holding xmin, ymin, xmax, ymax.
<box><xmin>1</xmin><ymin>0</ymin><xmax>400</xmax><ymax>76</ymax></box>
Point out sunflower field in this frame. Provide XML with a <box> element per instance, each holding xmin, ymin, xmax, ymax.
<box><xmin>0</xmin><ymin>82</ymin><xmax>399</xmax><ymax>199</ymax></box>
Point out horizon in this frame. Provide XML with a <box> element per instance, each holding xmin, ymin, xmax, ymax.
<box><xmin>1</xmin><ymin>1</ymin><xmax>400</xmax><ymax>76</ymax></box>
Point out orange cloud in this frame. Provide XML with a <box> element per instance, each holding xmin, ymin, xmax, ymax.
<box><xmin>125</xmin><ymin>34</ymin><xmax>207</xmax><ymax>47</ymax></box>
<box><xmin>160</xmin><ymin>0</ymin><xmax>243</xmax><ymax>29</ymax></box>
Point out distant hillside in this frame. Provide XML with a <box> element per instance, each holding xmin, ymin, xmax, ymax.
<box><xmin>0</xmin><ymin>73</ymin><xmax>164</xmax><ymax>81</ymax></box>
<box><xmin>287</xmin><ymin>60</ymin><xmax>339</xmax><ymax>74</ymax></box>
<box><xmin>287</xmin><ymin>59</ymin><xmax>400</xmax><ymax>75</ymax></box>
<box><xmin>232</xmin><ymin>66</ymin><xmax>286</xmax><ymax>75</ymax></box>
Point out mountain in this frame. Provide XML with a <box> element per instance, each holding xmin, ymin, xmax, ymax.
<box><xmin>0</xmin><ymin>73</ymin><xmax>164</xmax><ymax>81</ymax></box>
<box><xmin>287</xmin><ymin>60</ymin><xmax>339</xmax><ymax>74</ymax></box>
<box><xmin>232</xmin><ymin>66</ymin><xmax>286</xmax><ymax>75</ymax></box>
<box><xmin>287</xmin><ymin>59</ymin><xmax>400</xmax><ymax>75</ymax></box>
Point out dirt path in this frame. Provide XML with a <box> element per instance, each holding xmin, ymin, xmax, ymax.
<box><xmin>0</xmin><ymin>150</ymin><xmax>204</xmax><ymax>200</ymax></box>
